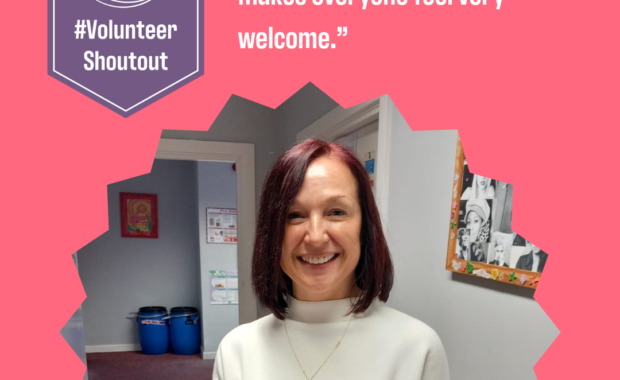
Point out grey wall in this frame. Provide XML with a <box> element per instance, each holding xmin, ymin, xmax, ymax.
<box><xmin>79</xmin><ymin>159</ymin><xmax>200</xmax><ymax>347</ymax></box>
<box><xmin>161</xmin><ymin>95</ymin><xmax>278</xmax><ymax>216</ymax></box>
<box><xmin>161</xmin><ymin>84</ymin><xmax>339</xmax><ymax>212</ymax></box>
<box><xmin>197</xmin><ymin>161</ymin><xmax>239</xmax><ymax>354</ymax></box>
<box><xmin>61</xmin><ymin>253</ymin><xmax>88</xmax><ymax>380</ymax></box>
<box><xmin>275</xmin><ymin>82</ymin><xmax>339</xmax><ymax>152</ymax></box>
<box><xmin>382</xmin><ymin>99</ymin><xmax>559</xmax><ymax>380</ymax></box>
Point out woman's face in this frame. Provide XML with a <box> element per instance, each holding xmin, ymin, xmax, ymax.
<box><xmin>281</xmin><ymin>156</ymin><xmax>362</xmax><ymax>302</ymax></box>
<box><xmin>466</xmin><ymin>211</ymin><xmax>482</xmax><ymax>241</ymax></box>
<box><xmin>476</xmin><ymin>175</ymin><xmax>489</xmax><ymax>190</ymax></box>
<box><xmin>462</xmin><ymin>230</ymin><xmax>470</xmax><ymax>246</ymax></box>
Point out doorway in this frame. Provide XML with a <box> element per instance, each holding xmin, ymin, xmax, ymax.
<box><xmin>67</xmin><ymin>139</ymin><xmax>256</xmax><ymax>380</ymax></box>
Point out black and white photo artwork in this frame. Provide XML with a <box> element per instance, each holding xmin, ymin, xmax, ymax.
<box><xmin>455</xmin><ymin>160</ymin><xmax>548</xmax><ymax>272</ymax></box>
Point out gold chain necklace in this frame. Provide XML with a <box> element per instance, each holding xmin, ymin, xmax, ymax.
<box><xmin>283</xmin><ymin>314</ymin><xmax>354</xmax><ymax>380</ymax></box>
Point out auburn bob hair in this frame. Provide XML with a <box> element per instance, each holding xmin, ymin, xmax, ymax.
<box><xmin>251</xmin><ymin>139</ymin><xmax>394</xmax><ymax>319</ymax></box>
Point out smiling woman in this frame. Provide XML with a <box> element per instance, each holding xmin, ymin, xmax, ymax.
<box><xmin>212</xmin><ymin>139</ymin><xmax>450</xmax><ymax>380</ymax></box>
<box><xmin>280</xmin><ymin>155</ymin><xmax>364</xmax><ymax>303</ymax></box>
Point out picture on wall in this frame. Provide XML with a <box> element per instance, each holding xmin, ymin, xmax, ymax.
<box><xmin>120</xmin><ymin>192</ymin><xmax>158</xmax><ymax>238</ymax></box>
<box><xmin>207</xmin><ymin>208</ymin><xmax>237</xmax><ymax>244</ymax></box>
<box><xmin>209</xmin><ymin>270</ymin><xmax>239</xmax><ymax>305</ymax></box>
<box><xmin>445</xmin><ymin>138</ymin><xmax>548</xmax><ymax>288</ymax></box>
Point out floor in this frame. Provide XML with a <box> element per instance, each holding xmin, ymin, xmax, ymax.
<box><xmin>86</xmin><ymin>352</ymin><xmax>214</xmax><ymax>380</ymax></box>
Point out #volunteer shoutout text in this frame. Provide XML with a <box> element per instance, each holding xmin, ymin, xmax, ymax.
<box><xmin>75</xmin><ymin>20</ymin><xmax>178</xmax><ymax>71</ymax></box>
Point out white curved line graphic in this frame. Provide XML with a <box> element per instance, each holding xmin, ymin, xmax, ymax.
<box><xmin>110</xmin><ymin>0</ymin><xmax>150</xmax><ymax>4</ymax></box>
<box><xmin>96</xmin><ymin>0</ymin><xmax>152</xmax><ymax>8</ymax></box>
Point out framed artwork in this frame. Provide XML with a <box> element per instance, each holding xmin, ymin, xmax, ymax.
<box><xmin>445</xmin><ymin>139</ymin><xmax>547</xmax><ymax>288</ymax></box>
<box><xmin>120</xmin><ymin>192</ymin><xmax>158</xmax><ymax>238</ymax></box>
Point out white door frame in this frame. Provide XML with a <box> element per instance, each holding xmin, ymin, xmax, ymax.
<box><xmin>296</xmin><ymin>95</ymin><xmax>392</xmax><ymax>220</ymax></box>
<box><xmin>156</xmin><ymin>138</ymin><xmax>258</xmax><ymax>325</ymax></box>
<box><xmin>297</xmin><ymin>97</ymin><xmax>381</xmax><ymax>142</ymax></box>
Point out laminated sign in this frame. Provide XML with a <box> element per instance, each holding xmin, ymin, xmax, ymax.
<box><xmin>210</xmin><ymin>270</ymin><xmax>239</xmax><ymax>305</ymax></box>
<box><xmin>48</xmin><ymin>0</ymin><xmax>204</xmax><ymax>116</ymax></box>
<box><xmin>207</xmin><ymin>208</ymin><xmax>238</xmax><ymax>244</ymax></box>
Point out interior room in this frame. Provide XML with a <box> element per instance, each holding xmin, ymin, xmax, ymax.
<box><xmin>62</xmin><ymin>84</ymin><xmax>559</xmax><ymax>380</ymax></box>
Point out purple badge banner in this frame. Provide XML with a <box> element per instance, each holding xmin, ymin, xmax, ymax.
<box><xmin>48</xmin><ymin>0</ymin><xmax>203</xmax><ymax>117</ymax></box>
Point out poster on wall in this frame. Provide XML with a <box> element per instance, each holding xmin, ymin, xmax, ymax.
<box><xmin>363</xmin><ymin>150</ymin><xmax>376</xmax><ymax>193</ymax></box>
<box><xmin>210</xmin><ymin>270</ymin><xmax>239</xmax><ymax>305</ymax></box>
<box><xmin>120</xmin><ymin>193</ymin><xmax>158</xmax><ymax>238</ymax></box>
<box><xmin>207</xmin><ymin>208</ymin><xmax>237</xmax><ymax>244</ymax></box>
<box><xmin>445</xmin><ymin>138</ymin><xmax>548</xmax><ymax>288</ymax></box>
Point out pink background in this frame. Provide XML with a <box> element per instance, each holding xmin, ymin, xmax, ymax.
<box><xmin>2</xmin><ymin>1</ymin><xmax>619</xmax><ymax>379</ymax></box>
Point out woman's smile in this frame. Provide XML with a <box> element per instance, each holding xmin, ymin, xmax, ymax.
<box><xmin>298</xmin><ymin>253</ymin><xmax>340</xmax><ymax>266</ymax></box>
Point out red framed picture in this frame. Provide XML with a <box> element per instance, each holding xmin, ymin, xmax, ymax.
<box><xmin>120</xmin><ymin>192</ymin><xmax>158</xmax><ymax>238</ymax></box>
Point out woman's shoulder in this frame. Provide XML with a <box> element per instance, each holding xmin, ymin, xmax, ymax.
<box><xmin>374</xmin><ymin>303</ymin><xmax>444</xmax><ymax>348</ymax></box>
<box><xmin>372</xmin><ymin>303</ymin><xmax>450</xmax><ymax>377</ymax></box>
<box><xmin>219</xmin><ymin>313</ymin><xmax>280</xmax><ymax>349</ymax></box>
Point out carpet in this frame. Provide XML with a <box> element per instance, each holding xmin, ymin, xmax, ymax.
<box><xmin>86</xmin><ymin>352</ymin><xmax>214</xmax><ymax>380</ymax></box>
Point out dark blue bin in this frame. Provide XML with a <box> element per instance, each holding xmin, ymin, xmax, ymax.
<box><xmin>137</xmin><ymin>306</ymin><xmax>169</xmax><ymax>355</ymax></box>
<box><xmin>169</xmin><ymin>307</ymin><xmax>200</xmax><ymax>355</ymax></box>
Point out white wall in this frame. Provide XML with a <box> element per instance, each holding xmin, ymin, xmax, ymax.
<box><xmin>335</xmin><ymin>120</ymin><xmax>379</xmax><ymax>196</ymax></box>
<box><xmin>79</xmin><ymin>159</ymin><xmax>201</xmax><ymax>350</ymax></box>
<box><xmin>197</xmin><ymin>161</ymin><xmax>239</xmax><ymax>357</ymax></box>
<box><xmin>382</xmin><ymin>99</ymin><xmax>559</xmax><ymax>380</ymax></box>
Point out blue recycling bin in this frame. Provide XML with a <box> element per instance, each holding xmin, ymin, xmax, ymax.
<box><xmin>137</xmin><ymin>306</ymin><xmax>169</xmax><ymax>355</ymax></box>
<box><xmin>169</xmin><ymin>307</ymin><xmax>200</xmax><ymax>355</ymax></box>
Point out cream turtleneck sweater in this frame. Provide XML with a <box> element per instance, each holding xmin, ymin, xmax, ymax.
<box><xmin>213</xmin><ymin>296</ymin><xmax>450</xmax><ymax>380</ymax></box>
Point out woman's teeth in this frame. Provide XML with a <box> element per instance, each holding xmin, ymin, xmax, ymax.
<box><xmin>301</xmin><ymin>254</ymin><xmax>336</xmax><ymax>265</ymax></box>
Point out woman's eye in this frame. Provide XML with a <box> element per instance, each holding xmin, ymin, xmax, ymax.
<box><xmin>329</xmin><ymin>209</ymin><xmax>346</xmax><ymax>217</ymax></box>
<box><xmin>287</xmin><ymin>212</ymin><xmax>303</xmax><ymax>220</ymax></box>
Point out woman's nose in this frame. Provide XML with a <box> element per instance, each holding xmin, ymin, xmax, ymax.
<box><xmin>304</xmin><ymin>215</ymin><xmax>328</xmax><ymax>246</ymax></box>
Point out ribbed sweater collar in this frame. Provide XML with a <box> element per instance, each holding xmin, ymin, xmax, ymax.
<box><xmin>285</xmin><ymin>295</ymin><xmax>364</xmax><ymax>323</ymax></box>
